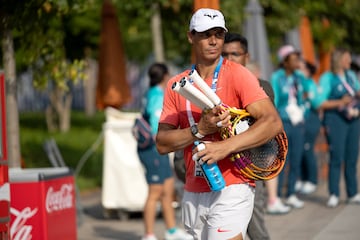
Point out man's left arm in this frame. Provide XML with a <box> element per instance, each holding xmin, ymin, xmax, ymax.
<box><xmin>195</xmin><ymin>98</ymin><xmax>283</xmax><ymax>165</ymax></box>
<box><xmin>225</xmin><ymin>98</ymin><xmax>283</xmax><ymax>153</ymax></box>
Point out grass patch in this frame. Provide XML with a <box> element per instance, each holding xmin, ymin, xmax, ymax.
<box><xmin>20</xmin><ymin>111</ymin><xmax>105</xmax><ymax>191</ymax></box>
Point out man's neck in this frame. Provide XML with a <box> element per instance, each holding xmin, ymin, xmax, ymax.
<box><xmin>195</xmin><ymin>57</ymin><xmax>221</xmax><ymax>80</ymax></box>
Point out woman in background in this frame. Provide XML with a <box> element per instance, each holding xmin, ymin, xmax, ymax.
<box><xmin>297</xmin><ymin>60</ymin><xmax>322</xmax><ymax>195</ymax></box>
<box><xmin>318</xmin><ymin>48</ymin><xmax>360</xmax><ymax>207</ymax></box>
<box><xmin>138</xmin><ymin>63</ymin><xmax>192</xmax><ymax>240</ymax></box>
<box><xmin>271</xmin><ymin>45</ymin><xmax>307</xmax><ymax>209</ymax></box>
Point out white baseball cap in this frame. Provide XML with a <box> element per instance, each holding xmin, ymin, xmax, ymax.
<box><xmin>189</xmin><ymin>8</ymin><xmax>228</xmax><ymax>33</ymax></box>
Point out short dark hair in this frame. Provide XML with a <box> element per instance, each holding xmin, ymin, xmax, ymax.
<box><xmin>224</xmin><ymin>33</ymin><xmax>248</xmax><ymax>53</ymax></box>
<box><xmin>148</xmin><ymin>63</ymin><xmax>169</xmax><ymax>87</ymax></box>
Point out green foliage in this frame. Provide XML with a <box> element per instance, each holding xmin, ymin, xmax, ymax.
<box><xmin>303</xmin><ymin>0</ymin><xmax>360</xmax><ymax>52</ymax></box>
<box><xmin>221</xmin><ymin>0</ymin><xmax>360</xmax><ymax>60</ymax></box>
<box><xmin>221</xmin><ymin>0</ymin><xmax>245</xmax><ymax>34</ymax></box>
<box><xmin>260</xmin><ymin>0</ymin><xmax>301</xmax><ymax>49</ymax></box>
<box><xmin>1</xmin><ymin>0</ymin><xmax>93</xmax><ymax>89</ymax></box>
<box><xmin>63</xmin><ymin>0</ymin><xmax>102</xmax><ymax>60</ymax></box>
<box><xmin>3</xmin><ymin>0</ymin><xmax>360</xmax><ymax>73</ymax></box>
<box><xmin>5</xmin><ymin>0</ymin><xmax>360</xmax><ymax>73</ymax></box>
<box><xmin>114</xmin><ymin>0</ymin><xmax>194</xmax><ymax>64</ymax></box>
<box><xmin>9</xmin><ymin>0</ymin><xmax>360</xmax><ymax>191</ymax></box>
<box><xmin>158</xmin><ymin>0</ymin><xmax>193</xmax><ymax>65</ymax></box>
<box><xmin>20</xmin><ymin>111</ymin><xmax>105</xmax><ymax>191</ymax></box>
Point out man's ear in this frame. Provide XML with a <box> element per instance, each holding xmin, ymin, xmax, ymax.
<box><xmin>187</xmin><ymin>31</ymin><xmax>193</xmax><ymax>44</ymax></box>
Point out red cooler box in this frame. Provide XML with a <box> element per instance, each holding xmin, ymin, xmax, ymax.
<box><xmin>9</xmin><ymin>167</ymin><xmax>77</xmax><ymax>240</ymax></box>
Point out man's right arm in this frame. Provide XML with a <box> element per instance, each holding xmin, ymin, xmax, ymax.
<box><xmin>156</xmin><ymin>106</ymin><xmax>231</xmax><ymax>154</ymax></box>
<box><xmin>156</xmin><ymin>123</ymin><xmax>197</xmax><ymax>154</ymax></box>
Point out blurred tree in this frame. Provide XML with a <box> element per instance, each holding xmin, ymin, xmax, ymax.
<box><xmin>2</xmin><ymin>0</ymin><xmax>360</xmax><ymax>167</ymax></box>
<box><xmin>301</xmin><ymin>0</ymin><xmax>360</xmax><ymax>51</ymax></box>
<box><xmin>0</xmin><ymin>0</ymin><xmax>89</xmax><ymax>167</ymax></box>
<box><xmin>151</xmin><ymin>2</ymin><xmax>165</xmax><ymax>62</ymax></box>
<box><xmin>0</xmin><ymin>0</ymin><xmax>47</xmax><ymax>168</ymax></box>
<box><xmin>63</xmin><ymin>1</ymin><xmax>102</xmax><ymax>61</ymax></box>
<box><xmin>221</xmin><ymin>0</ymin><xmax>301</xmax><ymax>63</ymax></box>
<box><xmin>14</xmin><ymin>1</ymin><xmax>88</xmax><ymax>133</ymax></box>
<box><xmin>63</xmin><ymin>1</ymin><xmax>101</xmax><ymax>117</ymax></box>
<box><xmin>222</xmin><ymin>0</ymin><xmax>360</xmax><ymax>63</ymax></box>
<box><xmin>114</xmin><ymin>0</ymin><xmax>192</xmax><ymax>66</ymax></box>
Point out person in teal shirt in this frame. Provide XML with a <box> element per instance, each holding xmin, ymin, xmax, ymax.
<box><xmin>145</xmin><ymin>82</ymin><xmax>165</xmax><ymax>135</ymax></box>
<box><xmin>138</xmin><ymin>63</ymin><xmax>192</xmax><ymax>240</ymax></box>
<box><xmin>298</xmin><ymin>60</ymin><xmax>322</xmax><ymax>195</ymax></box>
<box><xmin>271</xmin><ymin>45</ymin><xmax>307</xmax><ymax>209</ymax></box>
<box><xmin>318</xmin><ymin>48</ymin><xmax>360</xmax><ymax>208</ymax></box>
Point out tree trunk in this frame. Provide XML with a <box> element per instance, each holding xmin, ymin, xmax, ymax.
<box><xmin>59</xmin><ymin>92</ymin><xmax>72</xmax><ymax>132</ymax></box>
<box><xmin>151</xmin><ymin>2</ymin><xmax>165</xmax><ymax>62</ymax></box>
<box><xmin>46</xmin><ymin>86</ymin><xmax>72</xmax><ymax>133</ymax></box>
<box><xmin>45</xmin><ymin>105</ymin><xmax>58</xmax><ymax>132</ymax></box>
<box><xmin>2</xmin><ymin>29</ymin><xmax>21</xmax><ymax>168</ymax></box>
<box><xmin>83</xmin><ymin>57</ymin><xmax>98</xmax><ymax>117</ymax></box>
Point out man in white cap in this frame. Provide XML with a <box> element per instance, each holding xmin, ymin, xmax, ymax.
<box><xmin>156</xmin><ymin>8</ymin><xmax>283</xmax><ymax>240</ymax></box>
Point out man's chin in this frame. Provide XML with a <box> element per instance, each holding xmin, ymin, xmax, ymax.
<box><xmin>205</xmin><ymin>53</ymin><xmax>221</xmax><ymax>61</ymax></box>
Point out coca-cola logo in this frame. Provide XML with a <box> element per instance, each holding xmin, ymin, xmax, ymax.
<box><xmin>45</xmin><ymin>183</ymin><xmax>74</xmax><ymax>213</ymax></box>
<box><xmin>10</xmin><ymin>207</ymin><xmax>38</xmax><ymax>240</ymax></box>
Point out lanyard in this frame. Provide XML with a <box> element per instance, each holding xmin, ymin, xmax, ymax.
<box><xmin>187</xmin><ymin>57</ymin><xmax>223</xmax><ymax>126</ymax></box>
<box><xmin>288</xmin><ymin>75</ymin><xmax>296</xmax><ymax>98</ymax></box>
<box><xmin>338</xmin><ymin>73</ymin><xmax>355</xmax><ymax>97</ymax></box>
<box><xmin>284</xmin><ymin>74</ymin><xmax>299</xmax><ymax>105</ymax></box>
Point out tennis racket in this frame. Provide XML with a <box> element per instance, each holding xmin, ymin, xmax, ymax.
<box><xmin>219</xmin><ymin>107</ymin><xmax>287</xmax><ymax>180</ymax></box>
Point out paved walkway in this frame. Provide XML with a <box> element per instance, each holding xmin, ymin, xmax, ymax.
<box><xmin>77</xmin><ymin>141</ymin><xmax>360</xmax><ymax>239</ymax></box>
<box><xmin>77</xmin><ymin>175</ymin><xmax>360</xmax><ymax>240</ymax></box>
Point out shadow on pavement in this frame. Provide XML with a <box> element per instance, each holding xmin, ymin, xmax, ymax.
<box><xmin>83</xmin><ymin>203</ymin><xmax>144</xmax><ymax>221</ymax></box>
<box><xmin>93</xmin><ymin>226</ymin><xmax>140</xmax><ymax>240</ymax></box>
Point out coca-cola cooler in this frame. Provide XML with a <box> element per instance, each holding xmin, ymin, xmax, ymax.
<box><xmin>9</xmin><ymin>167</ymin><xmax>77</xmax><ymax>240</ymax></box>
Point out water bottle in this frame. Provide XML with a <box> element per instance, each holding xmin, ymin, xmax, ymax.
<box><xmin>193</xmin><ymin>141</ymin><xmax>226</xmax><ymax>191</ymax></box>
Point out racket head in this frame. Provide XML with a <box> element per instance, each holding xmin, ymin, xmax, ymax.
<box><xmin>246</xmin><ymin>131</ymin><xmax>287</xmax><ymax>180</ymax></box>
<box><xmin>221</xmin><ymin>108</ymin><xmax>287</xmax><ymax>180</ymax></box>
<box><xmin>231</xmin><ymin>131</ymin><xmax>287</xmax><ymax>180</ymax></box>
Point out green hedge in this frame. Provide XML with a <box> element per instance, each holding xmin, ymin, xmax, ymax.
<box><xmin>19</xmin><ymin>111</ymin><xmax>105</xmax><ymax>191</ymax></box>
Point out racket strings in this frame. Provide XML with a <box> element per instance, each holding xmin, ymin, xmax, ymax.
<box><xmin>239</xmin><ymin>132</ymin><xmax>287</xmax><ymax>180</ymax></box>
<box><xmin>220</xmin><ymin>108</ymin><xmax>288</xmax><ymax>180</ymax></box>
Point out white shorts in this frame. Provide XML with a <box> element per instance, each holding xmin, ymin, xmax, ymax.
<box><xmin>182</xmin><ymin>183</ymin><xmax>255</xmax><ymax>240</ymax></box>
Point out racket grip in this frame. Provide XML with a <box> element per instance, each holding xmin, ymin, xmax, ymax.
<box><xmin>189</xmin><ymin>69</ymin><xmax>222</xmax><ymax>106</ymax></box>
<box><xmin>194</xmin><ymin>141</ymin><xmax>225</xmax><ymax>192</ymax></box>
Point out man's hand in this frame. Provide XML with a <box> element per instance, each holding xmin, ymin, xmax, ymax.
<box><xmin>197</xmin><ymin>105</ymin><xmax>231</xmax><ymax>136</ymax></box>
<box><xmin>340</xmin><ymin>95</ymin><xmax>353</xmax><ymax>108</ymax></box>
<box><xmin>192</xmin><ymin>140</ymin><xmax>231</xmax><ymax>165</ymax></box>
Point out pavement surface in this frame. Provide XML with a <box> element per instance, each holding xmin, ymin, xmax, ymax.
<box><xmin>77</xmin><ymin>145</ymin><xmax>360</xmax><ymax>240</ymax></box>
<box><xmin>77</xmin><ymin>177</ymin><xmax>360</xmax><ymax>239</ymax></box>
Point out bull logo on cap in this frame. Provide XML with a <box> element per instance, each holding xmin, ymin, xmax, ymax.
<box><xmin>204</xmin><ymin>14</ymin><xmax>218</xmax><ymax>19</ymax></box>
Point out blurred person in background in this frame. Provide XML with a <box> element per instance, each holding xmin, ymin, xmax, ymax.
<box><xmin>297</xmin><ymin>59</ymin><xmax>322</xmax><ymax>195</ymax></box>
<box><xmin>222</xmin><ymin>32</ymin><xmax>289</xmax><ymax>240</ymax></box>
<box><xmin>137</xmin><ymin>63</ymin><xmax>192</xmax><ymax>240</ymax></box>
<box><xmin>271</xmin><ymin>45</ymin><xmax>307</xmax><ymax>209</ymax></box>
<box><xmin>223</xmin><ymin>33</ymin><xmax>290</xmax><ymax>217</ymax></box>
<box><xmin>245</xmin><ymin>61</ymin><xmax>291</xmax><ymax>216</ymax></box>
<box><xmin>318</xmin><ymin>48</ymin><xmax>360</xmax><ymax>208</ymax></box>
<box><xmin>246</xmin><ymin>61</ymin><xmax>273</xmax><ymax>101</ymax></box>
<box><xmin>223</xmin><ymin>34</ymin><xmax>290</xmax><ymax>215</ymax></box>
<box><xmin>223</xmin><ymin>32</ymin><xmax>268</xmax><ymax>240</ymax></box>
